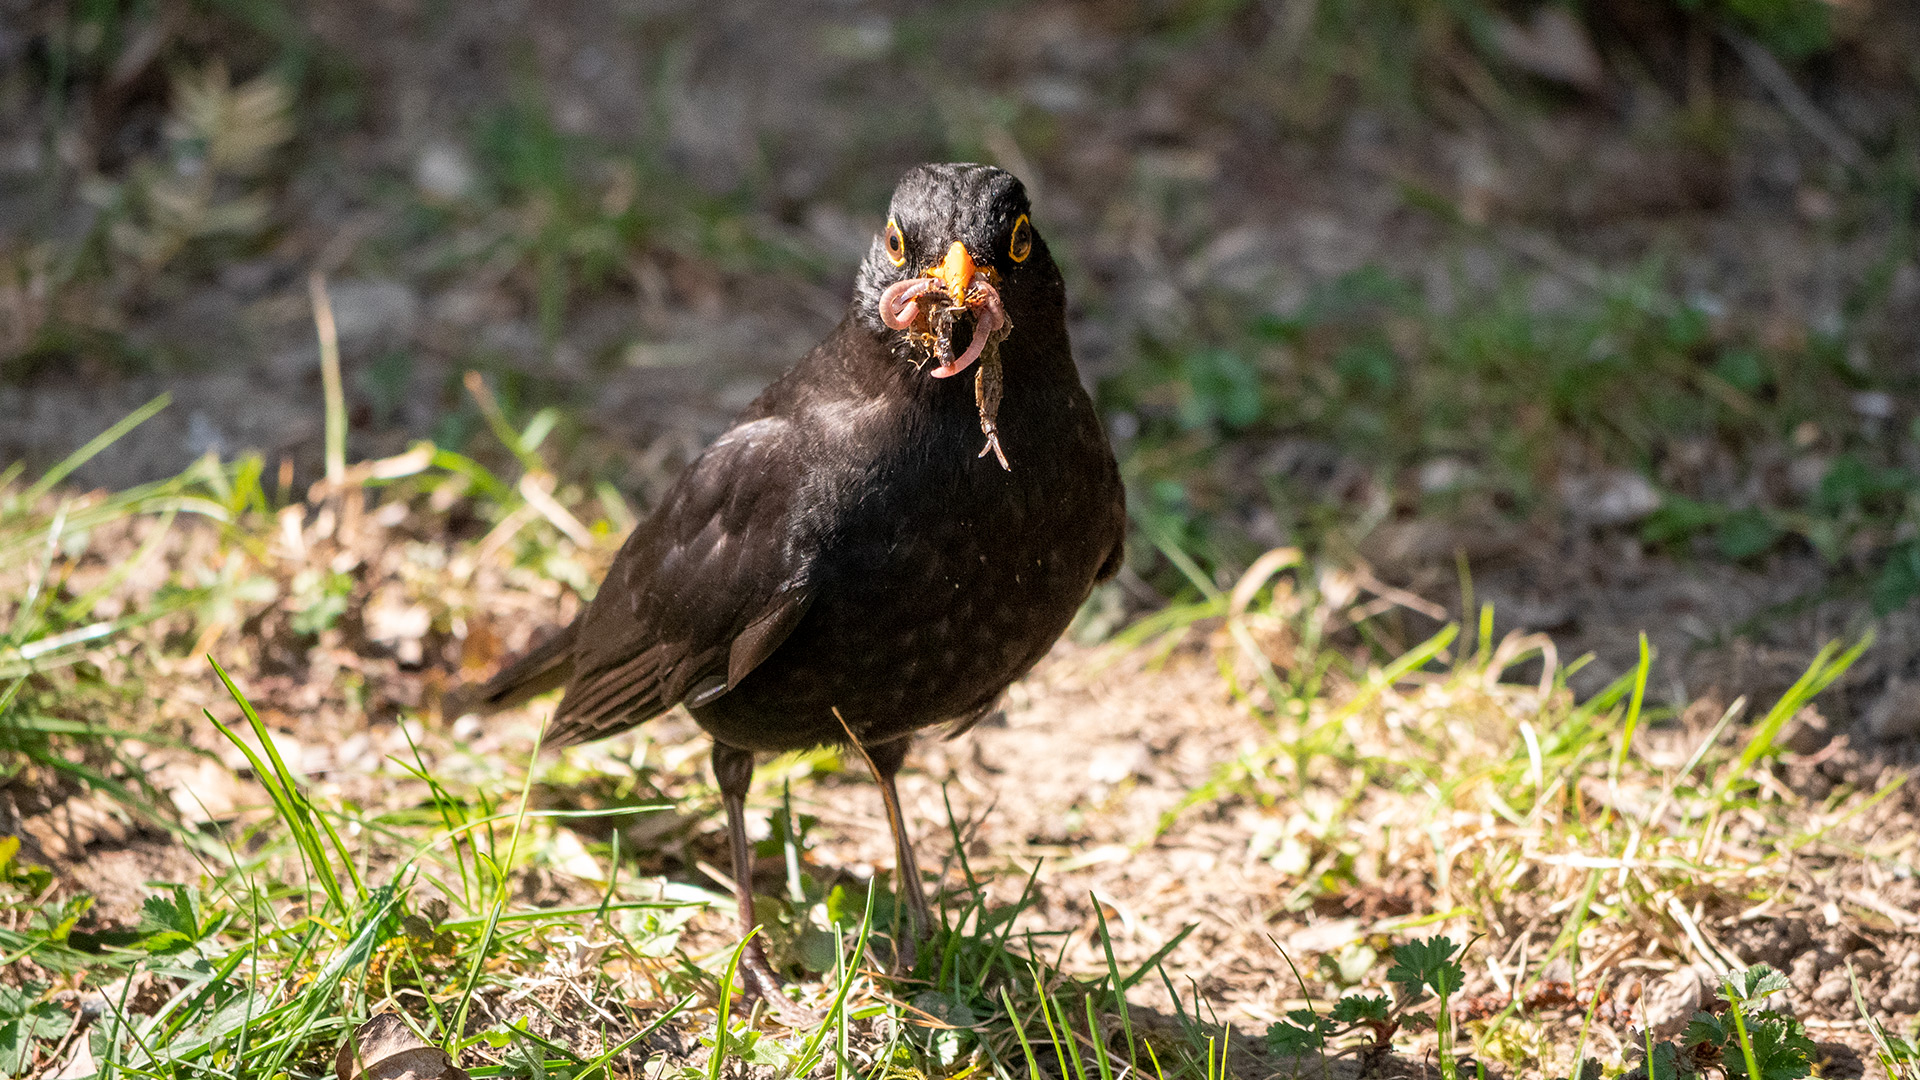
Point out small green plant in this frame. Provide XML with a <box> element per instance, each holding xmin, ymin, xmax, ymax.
<box><xmin>1643</xmin><ymin>450</ymin><xmax>1920</xmax><ymax>611</ymax></box>
<box><xmin>1265</xmin><ymin>935</ymin><xmax>1467</xmax><ymax>1075</ymax></box>
<box><xmin>1632</xmin><ymin>965</ymin><xmax>1816</xmax><ymax>1080</ymax></box>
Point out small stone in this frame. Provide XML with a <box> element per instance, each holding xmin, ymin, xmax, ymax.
<box><xmin>1489</xmin><ymin>6</ymin><xmax>1604</xmax><ymax>91</ymax></box>
<box><xmin>1418</xmin><ymin>457</ymin><xmax>1474</xmax><ymax>493</ymax></box>
<box><xmin>1791</xmin><ymin>950</ymin><xmax>1822</xmax><ymax>987</ymax></box>
<box><xmin>365</xmin><ymin>589</ymin><xmax>432</xmax><ymax>665</ymax></box>
<box><xmin>1885</xmin><ymin>973</ymin><xmax>1920</xmax><ymax>1013</ymax></box>
<box><xmin>1560</xmin><ymin>469</ymin><xmax>1661</xmax><ymax>526</ymax></box>
<box><xmin>414</xmin><ymin>142</ymin><xmax>477</xmax><ymax>200</ymax></box>
<box><xmin>1086</xmin><ymin>744</ymin><xmax>1147</xmax><ymax>785</ymax></box>
<box><xmin>1867</xmin><ymin>679</ymin><xmax>1920</xmax><ymax>742</ymax></box>
<box><xmin>1641</xmin><ymin>968</ymin><xmax>1704</xmax><ymax>1038</ymax></box>
<box><xmin>1850</xmin><ymin>391</ymin><xmax>1895</xmax><ymax>421</ymax></box>
<box><xmin>1812</xmin><ymin>968</ymin><xmax>1851</xmax><ymax>1005</ymax></box>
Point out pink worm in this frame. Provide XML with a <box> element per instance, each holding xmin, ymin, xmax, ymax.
<box><xmin>877</xmin><ymin>275</ymin><xmax>1008</xmax><ymax>379</ymax></box>
<box><xmin>877</xmin><ymin>277</ymin><xmax>938</xmax><ymax>329</ymax></box>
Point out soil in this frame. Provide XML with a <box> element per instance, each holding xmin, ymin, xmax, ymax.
<box><xmin>5</xmin><ymin>480</ymin><xmax>1916</xmax><ymax>1074</ymax></box>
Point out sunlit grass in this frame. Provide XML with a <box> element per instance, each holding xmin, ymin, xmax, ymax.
<box><xmin>0</xmin><ymin>374</ymin><xmax>1905</xmax><ymax>1079</ymax></box>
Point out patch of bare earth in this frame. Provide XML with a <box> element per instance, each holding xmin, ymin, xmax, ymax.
<box><xmin>7</xmin><ymin>481</ymin><xmax>1915</xmax><ymax>1076</ymax></box>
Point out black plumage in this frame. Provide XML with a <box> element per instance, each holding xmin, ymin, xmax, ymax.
<box><xmin>477</xmin><ymin>163</ymin><xmax>1125</xmax><ymax>1000</ymax></box>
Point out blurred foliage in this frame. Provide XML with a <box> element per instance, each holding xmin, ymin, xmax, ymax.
<box><xmin>4</xmin><ymin>0</ymin><xmax>1916</xmax><ymax>616</ymax></box>
<box><xmin>1104</xmin><ymin>249</ymin><xmax>1920</xmax><ymax>609</ymax></box>
<box><xmin>1680</xmin><ymin>0</ymin><xmax>1833</xmax><ymax>59</ymax></box>
<box><xmin>107</xmin><ymin>62</ymin><xmax>293</xmax><ymax>274</ymax></box>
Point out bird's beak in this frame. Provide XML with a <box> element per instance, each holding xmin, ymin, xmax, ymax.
<box><xmin>875</xmin><ymin>238</ymin><xmax>1008</xmax><ymax>381</ymax></box>
<box><xmin>929</xmin><ymin>241</ymin><xmax>979</xmax><ymax>298</ymax></box>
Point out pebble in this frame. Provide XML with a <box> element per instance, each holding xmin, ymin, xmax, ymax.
<box><xmin>1640</xmin><ymin>967</ymin><xmax>1704</xmax><ymax>1038</ymax></box>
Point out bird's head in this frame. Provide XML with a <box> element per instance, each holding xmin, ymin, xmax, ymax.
<box><xmin>855</xmin><ymin>163</ymin><xmax>1054</xmax><ymax>380</ymax></box>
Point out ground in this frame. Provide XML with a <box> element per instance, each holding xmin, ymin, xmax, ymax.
<box><xmin>4</xmin><ymin>0</ymin><xmax>1920</xmax><ymax>1077</ymax></box>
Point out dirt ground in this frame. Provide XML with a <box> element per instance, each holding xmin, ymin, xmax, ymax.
<box><xmin>6</xmin><ymin>486</ymin><xmax>1916</xmax><ymax>1074</ymax></box>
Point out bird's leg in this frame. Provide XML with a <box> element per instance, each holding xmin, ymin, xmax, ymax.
<box><xmin>864</xmin><ymin>736</ymin><xmax>932</xmax><ymax>971</ymax></box>
<box><xmin>712</xmin><ymin>742</ymin><xmax>785</xmax><ymax>1003</ymax></box>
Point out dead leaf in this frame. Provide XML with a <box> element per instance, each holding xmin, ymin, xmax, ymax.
<box><xmin>336</xmin><ymin>1014</ymin><xmax>470</xmax><ymax>1080</ymax></box>
<box><xmin>164</xmin><ymin>757</ymin><xmax>245</xmax><ymax>824</ymax></box>
<box><xmin>19</xmin><ymin>794</ymin><xmax>131</xmax><ymax>861</ymax></box>
<box><xmin>1490</xmin><ymin>6</ymin><xmax>1604</xmax><ymax>91</ymax></box>
<box><xmin>51</xmin><ymin>1034</ymin><xmax>97</xmax><ymax>1080</ymax></box>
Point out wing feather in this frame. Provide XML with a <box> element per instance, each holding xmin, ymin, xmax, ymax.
<box><xmin>545</xmin><ymin>417</ymin><xmax>813</xmax><ymax>747</ymax></box>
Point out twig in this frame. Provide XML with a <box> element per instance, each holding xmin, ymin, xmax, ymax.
<box><xmin>1665</xmin><ymin>896</ymin><xmax>1737</xmax><ymax>977</ymax></box>
<box><xmin>1350</xmin><ymin>563</ymin><xmax>1451</xmax><ymax>622</ymax></box>
<box><xmin>1721</xmin><ymin>29</ymin><xmax>1869</xmax><ymax>174</ymax></box>
<box><xmin>308</xmin><ymin>272</ymin><xmax>346</xmax><ymax>485</ymax></box>
<box><xmin>517</xmin><ymin>472</ymin><xmax>596</xmax><ymax>549</ymax></box>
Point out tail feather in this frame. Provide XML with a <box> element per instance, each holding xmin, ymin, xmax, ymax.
<box><xmin>459</xmin><ymin>620</ymin><xmax>579</xmax><ymax>715</ymax></box>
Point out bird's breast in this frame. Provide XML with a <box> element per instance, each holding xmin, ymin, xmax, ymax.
<box><xmin>692</xmin><ymin>389</ymin><xmax>1117</xmax><ymax>754</ymax></box>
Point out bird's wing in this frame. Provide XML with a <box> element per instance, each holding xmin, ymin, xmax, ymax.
<box><xmin>546</xmin><ymin>417</ymin><xmax>814</xmax><ymax>747</ymax></box>
<box><xmin>1094</xmin><ymin>497</ymin><xmax>1126</xmax><ymax>584</ymax></box>
<box><xmin>1094</xmin><ymin>454</ymin><xmax>1128</xmax><ymax>584</ymax></box>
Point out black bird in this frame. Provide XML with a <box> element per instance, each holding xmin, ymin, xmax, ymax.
<box><xmin>477</xmin><ymin>163</ymin><xmax>1125</xmax><ymax>1000</ymax></box>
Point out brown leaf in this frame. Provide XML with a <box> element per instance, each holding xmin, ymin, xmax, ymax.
<box><xmin>51</xmin><ymin>1035</ymin><xmax>98</xmax><ymax>1080</ymax></box>
<box><xmin>19</xmin><ymin>794</ymin><xmax>132</xmax><ymax>861</ymax></box>
<box><xmin>336</xmin><ymin>1014</ymin><xmax>470</xmax><ymax>1080</ymax></box>
<box><xmin>1490</xmin><ymin>7</ymin><xmax>1604</xmax><ymax>91</ymax></box>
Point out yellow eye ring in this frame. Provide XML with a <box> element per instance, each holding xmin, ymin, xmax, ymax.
<box><xmin>1008</xmin><ymin>215</ymin><xmax>1033</xmax><ymax>263</ymax></box>
<box><xmin>884</xmin><ymin>220</ymin><xmax>907</xmax><ymax>267</ymax></box>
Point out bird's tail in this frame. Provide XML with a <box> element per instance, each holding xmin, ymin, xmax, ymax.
<box><xmin>449</xmin><ymin>620</ymin><xmax>578</xmax><ymax>716</ymax></box>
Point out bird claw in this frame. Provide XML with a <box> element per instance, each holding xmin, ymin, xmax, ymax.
<box><xmin>977</xmin><ymin>429</ymin><xmax>1009</xmax><ymax>471</ymax></box>
<box><xmin>735</xmin><ymin>940</ymin><xmax>825</xmax><ymax>1025</ymax></box>
<box><xmin>974</xmin><ymin>351</ymin><xmax>1010</xmax><ymax>470</ymax></box>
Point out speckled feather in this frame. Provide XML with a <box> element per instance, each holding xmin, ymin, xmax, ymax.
<box><xmin>479</xmin><ymin>164</ymin><xmax>1125</xmax><ymax>757</ymax></box>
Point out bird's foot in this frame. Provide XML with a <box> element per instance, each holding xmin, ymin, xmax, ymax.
<box><xmin>882</xmin><ymin>897</ymin><xmax>932</xmax><ymax>978</ymax></box>
<box><xmin>735</xmin><ymin>942</ymin><xmax>825</xmax><ymax>1025</ymax></box>
<box><xmin>888</xmin><ymin>929</ymin><xmax>920</xmax><ymax>977</ymax></box>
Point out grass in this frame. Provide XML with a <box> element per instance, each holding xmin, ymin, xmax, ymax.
<box><xmin>1</xmin><ymin>395</ymin><xmax>1913</xmax><ymax>1080</ymax></box>
<box><xmin>1109</xmin><ymin>242</ymin><xmax>1920</xmax><ymax>611</ymax></box>
<box><xmin>0</xmin><ymin>401</ymin><xmax>1245</xmax><ymax>1079</ymax></box>
<box><xmin>7</xmin><ymin>0</ymin><xmax>1917</xmax><ymax>623</ymax></box>
<box><xmin>1132</xmin><ymin>532</ymin><xmax>1900</xmax><ymax>1074</ymax></box>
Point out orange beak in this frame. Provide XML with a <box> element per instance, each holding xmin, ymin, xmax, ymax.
<box><xmin>929</xmin><ymin>241</ymin><xmax>979</xmax><ymax>299</ymax></box>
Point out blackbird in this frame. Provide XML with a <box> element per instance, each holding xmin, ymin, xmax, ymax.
<box><xmin>476</xmin><ymin>163</ymin><xmax>1125</xmax><ymax>1000</ymax></box>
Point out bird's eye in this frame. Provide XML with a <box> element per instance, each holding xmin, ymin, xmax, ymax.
<box><xmin>1008</xmin><ymin>215</ymin><xmax>1033</xmax><ymax>263</ymax></box>
<box><xmin>884</xmin><ymin>220</ymin><xmax>907</xmax><ymax>267</ymax></box>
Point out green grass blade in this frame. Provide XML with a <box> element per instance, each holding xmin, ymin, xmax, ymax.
<box><xmin>1723</xmin><ymin>981</ymin><xmax>1764</xmax><ymax>1080</ymax></box>
<box><xmin>1091</xmin><ymin>899</ymin><xmax>1137</xmax><ymax>1068</ymax></box>
<box><xmin>1120</xmin><ymin>922</ymin><xmax>1195</xmax><ymax>992</ymax></box>
<box><xmin>1334</xmin><ymin>623</ymin><xmax>1459</xmax><ymax>721</ymax></box>
<box><xmin>210</xmin><ymin>657</ymin><xmax>365</xmax><ymax>906</ymax></box>
<box><xmin>1609</xmin><ymin>632</ymin><xmax>1651</xmax><ymax>788</ymax></box>
<box><xmin>1723</xmin><ymin>633</ymin><xmax>1870</xmax><ymax>794</ymax></box>
<box><xmin>202</xmin><ymin>706</ymin><xmax>344</xmax><ymax>917</ymax></box>
<box><xmin>23</xmin><ymin>393</ymin><xmax>172</xmax><ymax>503</ymax></box>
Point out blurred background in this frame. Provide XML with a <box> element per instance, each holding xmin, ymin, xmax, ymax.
<box><xmin>3</xmin><ymin>0</ymin><xmax>1919</xmax><ymax>716</ymax></box>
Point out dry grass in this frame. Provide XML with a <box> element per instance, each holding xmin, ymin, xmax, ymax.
<box><xmin>3</xmin><ymin>398</ymin><xmax>1917</xmax><ymax>1079</ymax></box>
